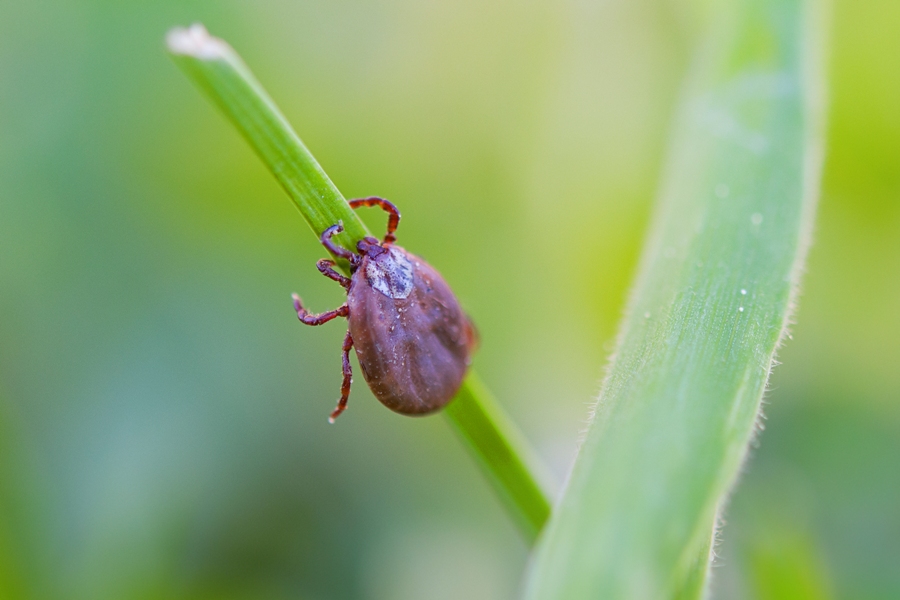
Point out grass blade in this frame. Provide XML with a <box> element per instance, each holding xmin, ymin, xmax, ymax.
<box><xmin>445</xmin><ymin>373</ymin><xmax>552</xmax><ymax>543</ymax></box>
<box><xmin>166</xmin><ymin>24</ymin><xmax>552</xmax><ymax>543</ymax></box>
<box><xmin>166</xmin><ymin>24</ymin><xmax>367</xmax><ymax>260</ymax></box>
<box><xmin>523</xmin><ymin>0</ymin><xmax>826</xmax><ymax>596</ymax></box>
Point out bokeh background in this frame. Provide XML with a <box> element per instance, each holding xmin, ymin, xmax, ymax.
<box><xmin>0</xmin><ymin>1</ymin><xmax>897</xmax><ymax>598</ymax></box>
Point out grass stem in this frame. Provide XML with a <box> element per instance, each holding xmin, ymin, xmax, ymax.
<box><xmin>167</xmin><ymin>23</ymin><xmax>552</xmax><ymax>543</ymax></box>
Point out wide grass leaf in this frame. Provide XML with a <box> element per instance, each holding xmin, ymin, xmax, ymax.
<box><xmin>523</xmin><ymin>0</ymin><xmax>826</xmax><ymax>597</ymax></box>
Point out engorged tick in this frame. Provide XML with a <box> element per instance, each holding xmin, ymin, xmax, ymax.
<box><xmin>292</xmin><ymin>197</ymin><xmax>477</xmax><ymax>422</ymax></box>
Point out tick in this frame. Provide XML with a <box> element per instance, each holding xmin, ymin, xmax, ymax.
<box><xmin>292</xmin><ymin>197</ymin><xmax>477</xmax><ymax>422</ymax></box>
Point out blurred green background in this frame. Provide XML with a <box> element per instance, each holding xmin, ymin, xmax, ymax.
<box><xmin>0</xmin><ymin>1</ymin><xmax>897</xmax><ymax>598</ymax></box>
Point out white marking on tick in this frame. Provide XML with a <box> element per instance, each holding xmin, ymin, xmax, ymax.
<box><xmin>751</xmin><ymin>213</ymin><xmax>763</xmax><ymax>226</ymax></box>
<box><xmin>366</xmin><ymin>247</ymin><xmax>414</xmax><ymax>299</ymax></box>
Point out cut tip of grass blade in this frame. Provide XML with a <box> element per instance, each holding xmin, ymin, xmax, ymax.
<box><xmin>166</xmin><ymin>24</ymin><xmax>230</xmax><ymax>61</ymax></box>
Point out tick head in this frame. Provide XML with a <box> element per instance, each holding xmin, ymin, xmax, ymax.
<box><xmin>356</xmin><ymin>236</ymin><xmax>387</xmax><ymax>259</ymax></box>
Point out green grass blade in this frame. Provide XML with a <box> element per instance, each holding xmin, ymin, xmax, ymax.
<box><xmin>444</xmin><ymin>373</ymin><xmax>552</xmax><ymax>544</ymax></box>
<box><xmin>166</xmin><ymin>24</ymin><xmax>552</xmax><ymax>543</ymax></box>
<box><xmin>523</xmin><ymin>0</ymin><xmax>827</xmax><ymax>596</ymax></box>
<box><xmin>673</xmin><ymin>527</ymin><xmax>715</xmax><ymax>600</ymax></box>
<box><xmin>166</xmin><ymin>24</ymin><xmax>367</xmax><ymax>261</ymax></box>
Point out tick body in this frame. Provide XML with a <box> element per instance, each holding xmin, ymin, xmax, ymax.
<box><xmin>292</xmin><ymin>198</ymin><xmax>476</xmax><ymax>422</ymax></box>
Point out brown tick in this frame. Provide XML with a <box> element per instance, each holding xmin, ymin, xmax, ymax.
<box><xmin>292</xmin><ymin>197</ymin><xmax>477</xmax><ymax>422</ymax></box>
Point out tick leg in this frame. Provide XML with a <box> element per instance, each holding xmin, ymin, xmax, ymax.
<box><xmin>328</xmin><ymin>329</ymin><xmax>354</xmax><ymax>423</ymax></box>
<box><xmin>320</xmin><ymin>223</ymin><xmax>359</xmax><ymax>266</ymax></box>
<box><xmin>348</xmin><ymin>197</ymin><xmax>401</xmax><ymax>246</ymax></box>
<box><xmin>317</xmin><ymin>259</ymin><xmax>351</xmax><ymax>289</ymax></box>
<box><xmin>292</xmin><ymin>294</ymin><xmax>349</xmax><ymax>326</ymax></box>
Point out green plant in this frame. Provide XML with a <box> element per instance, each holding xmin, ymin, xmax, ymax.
<box><xmin>168</xmin><ymin>0</ymin><xmax>826</xmax><ymax>591</ymax></box>
<box><xmin>167</xmin><ymin>24</ymin><xmax>552</xmax><ymax>545</ymax></box>
<box><xmin>524</xmin><ymin>0</ymin><xmax>826</xmax><ymax>597</ymax></box>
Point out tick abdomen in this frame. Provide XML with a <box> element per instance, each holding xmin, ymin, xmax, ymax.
<box><xmin>348</xmin><ymin>246</ymin><xmax>475</xmax><ymax>415</ymax></box>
